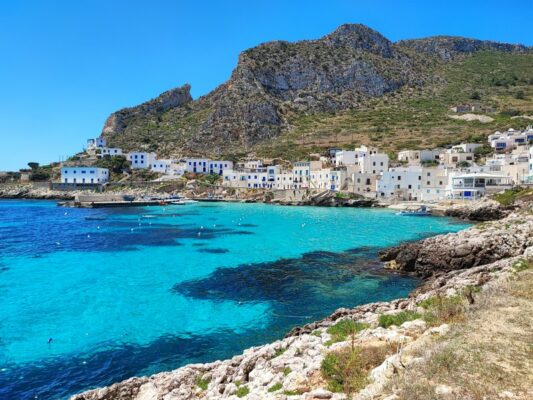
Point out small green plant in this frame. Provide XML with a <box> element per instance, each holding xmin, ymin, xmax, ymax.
<box><xmin>512</xmin><ymin>258</ymin><xmax>531</xmax><ymax>272</ymax></box>
<box><xmin>420</xmin><ymin>295</ymin><xmax>465</xmax><ymax>325</ymax></box>
<box><xmin>493</xmin><ymin>187</ymin><xmax>533</xmax><ymax>206</ymax></box>
<box><xmin>273</xmin><ymin>347</ymin><xmax>287</xmax><ymax>357</ymax></box>
<box><xmin>235</xmin><ymin>386</ymin><xmax>249</xmax><ymax>398</ymax></box>
<box><xmin>283</xmin><ymin>366</ymin><xmax>292</xmax><ymax>376</ymax></box>
<box><xmin>378</xmin><ymin>310</ymin><xmax>421</xmax><ymax>328</ymax></box>
<box><xmin>326</xmin><ymin>319</ymin><xmax>370</xmax><ymax>345</ymax></box>
<box><xmin>282</xmin><ymin>390</ymin><xmax>302</xmax><ymax>396</ymax></box>
<box><xmin>195</xmin><ymin>376</ymin><xmax>210</xmax><ymax>391</ymax></box>
<box><xmin>267</xmin><ymin>382</ymin><xmax>283</xmax><ymax>392</ymax></box>
<box><xmin>312</xmin><ymin>330</ymin><xmax>322</xmax><ymax>337</ymax></box>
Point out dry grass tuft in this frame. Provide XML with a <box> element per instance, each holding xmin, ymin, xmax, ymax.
<box><xmin>389</xmin><ymin>270</ymin><xmax>533</xmax><ymax>400</ymax></box>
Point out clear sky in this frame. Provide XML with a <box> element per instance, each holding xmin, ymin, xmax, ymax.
<box><xmin>0</xmin><ymin>0</ymin><xmax>532</xmax><ymax>171</ymax></box>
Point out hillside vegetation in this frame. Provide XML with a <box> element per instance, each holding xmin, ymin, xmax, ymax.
<box><xmin>100</xmin><ymin>24</ymin><xmax>533</xmax><ymax>160</ymax></box>
<box><xmin>257</xmin><ymin>51</ymin><xmax>533</xmax><ymax>160</ymax></box>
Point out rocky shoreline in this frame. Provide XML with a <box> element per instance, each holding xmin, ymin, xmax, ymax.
<box><xmin>0</xmin><ymin>184</ymin><xmax>76</xmax><ymax>200</ymax></box>
<box><xmin>70</xmin><ymin>199</ymin><xmax>532</xmax><ymax>400</ymax></box>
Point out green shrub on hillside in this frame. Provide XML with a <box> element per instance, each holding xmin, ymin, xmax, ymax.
<box><xmin>326</xmin><ymin>319</ymin><xmax>370</xmax><ymax>345</ymax></box>
<box><xmin>378</xmin><ymin>311</ymin><xmax>421</xmax><ymax>328</ymax></box>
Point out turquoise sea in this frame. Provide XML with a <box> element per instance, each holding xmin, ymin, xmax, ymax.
<box><xmin>0</xmin><ymin>200</ymin><xmax>470</xmax><ymax>399</ymax></box>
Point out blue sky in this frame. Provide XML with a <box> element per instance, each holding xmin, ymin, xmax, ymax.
<box><xmin>0</xmin><ymin>0</ymin><xmax>532</xmax><ymax>171</ymax></box>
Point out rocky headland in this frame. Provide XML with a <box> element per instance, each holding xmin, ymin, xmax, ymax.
<box><xmin>0</xmin><ymin>184</ymin><xmax>76</xmax><ymax>200</ymax></box>
<box><xmin>71</xmin><ymin>199</ymin><xmax>533</xmax><ymax>400</ymax></box>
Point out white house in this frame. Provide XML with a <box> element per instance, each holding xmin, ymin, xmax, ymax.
<box><xmin>208</xmin><ymin>160</ymin><xmax>233</xmax><ymax>175</ymax></box>
<box><xmin>526</xmin><ymin>145</ymin><xmax>533</xmax><ymax>184</ymax></box>
<box><xmin>310</xmin><ymin>168</ymin><xmax>333</xmax><ymax>190</ymax></box>
<box><xmin>87</xmin><ymin>137</ymin><xmax>107</xmax><ymax>150</ymax></box>
<box><xmin>446</xmin><ymin>172</ymin><xmax>512</xmax><ymax>200</ymax></box>
<box><xmin>439</xmin><ymin>147</ymin><xmax>475</xmax><ymax>167</ymax></box>
<box><xmin>419</xmin><ymin>167</ymin><xmax>449</xmax><ymax>202</ymax></box>
<box><xmin>377</xmin><ymin>166</ymin><xmax>423</xmax><ymax>201</ymax></box>
<box><xmin>334</xmin><ymin>151</ymin><xmax>357</xmax><ymax>166</ymax></box>
<box><xmin>99</xmin><ymin>147</ymin><xmax>123</xmax><ymax>158</ymax></box>
<box><xmin>128</xmin><ymin>152</ymin><xmax>156</xmax><ymax>169</ymax></box>
<box><xmin>293</xmin><ymin>161</ymin><xmax>322</xmax><ymax>189</ymax></box>
<box><xmin>451</xmin><ymin>143</ymin><xmax>483</xmax><ymax>154</ymax></box>
<box><xmin>222</xmin><ymin>170</ymin><xmax>249</xmax><ymax>188</ymax></box>
<box><xmin>151</xmin><ymin>159</ymin><xmax>172</xmax><ymax>173</ymax></box>
<box><xmin>359</xmin><ymin>153</ymin><xmax>389</xmax><ymax>174</ymax></box>
<box><xmin>168</xmin><ymin>161</ymin><xmax>187</xmax><ymax>176</ymax></box>
<box><xmin>241</xmin><ymin>160</ymin><xmax>263</xmax><ymax>170</ymax></box>
<box><xmin>274</xmin><ymin>171</ymin><xmax>294</xmax><ymax>190</ymax></box>
<box><xmin>488</xmin><ymin>128</ymin><xmax>533</xmax><ymax>151</ymax></box>
<box><xmin>350</xmin><ymin>172</ymin><xmax>378</xmax><ymax>198</ymax></box>
<box><xmin>185</xmin><ymin>158</ymin><xmax>210</xmax><ymax>174</ymax></box>
<box><xmin>398</xmin><ymin>149</ymin><xmax>441</xmax><ymax>166</ymax></box>
<box><xmin>61</xmin><ymin>167</ymin><xmax>109</xmax><ymax>184</ymax></box>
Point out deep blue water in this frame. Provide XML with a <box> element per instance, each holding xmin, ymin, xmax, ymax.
<box><xmin>0</xmin><ymin>200</ymin><xmax>470</xmax><ymax>399</ymax></box>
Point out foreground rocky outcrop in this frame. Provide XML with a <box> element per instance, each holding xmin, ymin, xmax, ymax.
<box><xmin>443</xmin><ymin>198</ymin><xmax>510</xmax><ymax>221</ymax></box>
<box><xmin>0</xmin><ymin>184</ymin><xmax>76</xmax><ymax>200</ymax></box>
<box><xmin>379</xmin><ymin>210</ymin><xmax>533</xmax><ymax>276</ymax></box>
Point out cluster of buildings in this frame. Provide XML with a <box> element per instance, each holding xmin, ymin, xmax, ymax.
<box><xmin>488</xmin><ymin>127</ymin><xmax>533</xmax><ymax>152</ymax></box>
<box><xmin>60</xmin><ymin>138</ymin><xmax>234</xmax><ymax>184</ymax></box>
<box><xmin>61</xmin><ymin>130</ymin><xmax>533</xmax><ymax>200</ymax></box>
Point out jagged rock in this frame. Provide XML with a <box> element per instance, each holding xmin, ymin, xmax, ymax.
<box><xmin>444</xmin><ymin>198</ymin><xmax>509</xmax><ymax>221</ymax></box>
<box><xmin>379</xmin><ymin>212</ymin><xmax>533</xmax><ymax>276</ymax></box>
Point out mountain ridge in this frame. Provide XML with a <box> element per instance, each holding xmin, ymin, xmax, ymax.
<box><xmin>100</xmin><ymin>24</ymin><xmax>532</xmax><ymax>158</ymax></box>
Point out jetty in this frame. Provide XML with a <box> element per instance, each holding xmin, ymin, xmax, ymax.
<box><xmin>59</xmin><ymin>194</ymin><xmax>177</xmax><ymax>208</ymax></box>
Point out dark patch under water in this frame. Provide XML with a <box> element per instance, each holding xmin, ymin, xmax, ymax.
<box><xmin>197</xmin><ymin>248</ymin><xmax>230</xmax><ymax>254</ymax></box>
<box><xmin>1</xmin><ymin>247</ymin><xmax>419</xmax><ymax>400</ymax></box>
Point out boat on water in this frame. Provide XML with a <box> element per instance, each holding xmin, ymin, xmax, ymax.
<box><xmin>84</xmin><ymin>216</ymin><xmax>106</xmax><ymax>221</ymax></box>
<box><xmin>396</xmin><ymin>205</ymin><xmax>430</xmax><ymax>216</ymax></box>
<box><xmin>170</xmin><ymin>199</ymin><xmax>198</xmax><ymax>205</ymax></box>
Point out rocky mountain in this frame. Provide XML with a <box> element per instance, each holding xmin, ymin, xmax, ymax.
<box><xmin>100</xmin><ymin>24</ymin><xmax>532</xmax><ymax>158</ymax></box>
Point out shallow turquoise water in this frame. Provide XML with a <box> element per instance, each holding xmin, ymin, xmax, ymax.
<box><xmin>0</xmin><ymin>200</ymin><xmax>470</xmax><ymax>399</ymax></box>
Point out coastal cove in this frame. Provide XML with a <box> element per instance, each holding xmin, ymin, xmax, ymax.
<box><xmin>0</xmin><ymin>200</ymin><xmax>470</xmax><ymax>399</ymax></box>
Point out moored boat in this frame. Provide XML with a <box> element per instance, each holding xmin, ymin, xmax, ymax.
<box><xmin>396</xmin><ymin>205</ymin><xmax>430</xmax><ymax>216</ymax></box>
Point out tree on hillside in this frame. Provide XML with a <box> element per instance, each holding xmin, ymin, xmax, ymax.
<box><xmin>95</xmin><ymin>155</ymin><xmax>130</xmax><ymax>174</ymax></box>
<box><xmin>28</xmin><ymin>162</ymin><xmax>39</xmax><ymax>170</ymax></box>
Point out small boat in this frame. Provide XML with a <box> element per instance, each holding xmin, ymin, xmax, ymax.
<box><xmin>396</xmin><ymin>205</ymin><xmax>430</xmax><ymax>216</ymax></box>
<box><xmin>170</xmin><ymin>199</ymin><xmax>198</xmax><ymax>205</ymax></box>
<box><xmin>85</xmin><ymin>216</ymin><xmax>106</xmax><ymax>221</ymax></box>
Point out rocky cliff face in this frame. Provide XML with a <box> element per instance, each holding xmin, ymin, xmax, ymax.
<box><xmin>101</xmin><ymin>85</ymin><xmax>192</xmax><ymax>138</ymax></box>
<box><xmin>99</xmin><ymin>24</ymin><xmax>531</xmax><ymax>156</ymax></box>
<box><xmin>379</xmin><ymin>210</ymin><xmax>533</xmax><ymax>277</ymax></box>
